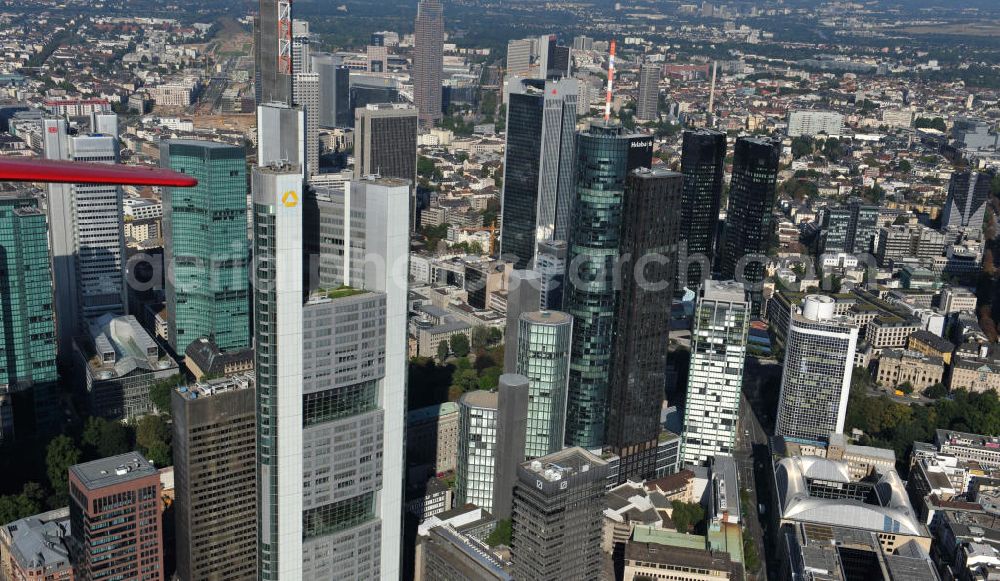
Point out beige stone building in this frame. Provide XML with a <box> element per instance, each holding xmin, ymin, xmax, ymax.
<box><xmin>875</xmin><ymin>349</ymin><xmax>945</xmax><ymax>391</ymax></box>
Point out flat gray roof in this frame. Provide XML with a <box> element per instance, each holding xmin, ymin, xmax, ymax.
<box><xmin>70</xmin><ymin>452</ymin><xmax>158</xmax><ymax>491</ymax></box>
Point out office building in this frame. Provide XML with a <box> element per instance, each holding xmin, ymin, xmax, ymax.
<box><xmin>822</xmin><ymin>199</ymin><xmax>881</xmax><ymax>255</ymax></box>
<box><xmin>942</xmin><ymin>169</ymin><xmax>993</xmax><ymax>235</ymax></box>
<box><xmin>68</xmin><ymin>453</ymin><xmax>164</xmax><ymax>580</ymax></box>
<box><xmin>564</xmin><ymin>121</ymin><xmax>653</xmax><ymax>449</ymax></box>
<box><xmin>502</xmin><ymin>270</ymin><xmax>542</xmax><ymax>373</ymax></box>
<box><xmin>257</xmin><ymin>103</ymin><xmax>305</xmax><ymax>167</ymax></box>
<box><xmin>500</xmin><ymin>77</ymin><xmax>578</xmax><ymax>269</ymax></box>
<box><xmin>43</xmin><ymin>117</ymin><xmax>126</xmax><ymax>357</ymax></box>
<box><xmin>456</xmin><ymin>390</ymin><xmax>499</xmax><ymax>512</ymax></box>
<box><xmin>506</xmin><ymin>38</ymin><xmax>534</xmax><ymax>77</ymax></box>
<box><xmin>255</xmin><ymin>0</ymin><xmax>293</xmax><ymax>106</ymax></box>
<box><xmin>253</xmin><ymin>0</ymin><xmax>295</xmax><ymax>106</ymax></box>
<box><xmin>254</xmin><ymin>164</ymin><xmax>408</xmax><ymax>578</ymax></box>
<box><xmin>413</xmin><ymin>0</ymin><xmax>444</xmax><ymax>127</ymax></box>
<box><xmin>291</xmin><ymin>19</ymin><xmax>310</xmax><ymax>74</ymax></box>
<box><xmin>952</xmin><ymin>117</ymin><xmax>999</xmax><ymax>151</ymax></box>
<box><xmin>74</xmin><ymin>314</ymin><xmax>179</xmax><ymax>420</ymax></box>
<box><xmin>606</xmin><ymin>169</ymin><xmax>682</xmax><ymax>481</ymax></box>
<box><xmin>0</xmin><ymin>507</ymin><xmax>73</xmax><ymax>581</ymax></box>
<box><xmin>161</xmin><ymin>140</ymin><xmax>250</xmax><ymax>355</ymax></box>
<box><xmin>367</xmin><ymin>45</ymin><xmax>388</xmax><ymax>73</ymax></box>
<box><xmin>293</xmin><ymin>72</ymin><xmax>321</xmax><ymax>174</ymax></box>
<box><xmin>510</xmin><ymin>447</ymin><xmax>608</xmax><ymax>581</ymax></box>
<box><xmin>312</xmin><ymin>54</ymin><xmax>352</xmax><ymax>128</ymax></box>
<box><xmin>681</xmin><ymin>281</ymin><xmax>750</xmax><ymax>466</ymax></box>
<box><xmin>493</xmin><ymin>374</ymin><xmax>530</xmax><ymax>519</ymax></box>
<box><xmin>515</xmin><ymin>312</ymin><xmax>572</xmax><ymax>459</ymax></box>
<box><xmin>573</xmin><ymin>35</ymin><xmax>594</xmax><ymax>51</ymax></box>
<box><xmin>875</xmin><ymin>224</ymin><xmax>946</xmax><ymax>267</ymax></box>
<box><xmin>679</xmin><ymin>130</ymin><xmax>726</xmax><ymax>289</ymax></box>
<box><xmin>636</xmin><ymin>63</ymin><xmax>660</xmax><ymax>121</ymax></box>
<box><xmin>717</xmin><ymin>137</ymin><xmax>780</xmax><ymax>295</ymax></box>
<box><xmin>0</xmin><ymin>194</ymin><xmax>57</xmax><ymax>440</ymax></box>
<box><xmin>775</xmin><ymin>295</ymin><xmax>859</xmax><ymax>441</ymax></box>
<box><xmin>787</xmin><ymin>110</ymin><xmax>845</xmax><ymax>137</ymax></box>
<box><xmin>406</xmin><ymin>402</ymin><xmax>461</xmax><ymax>472</ymax></box>
<box><xmin>353</xmin><ymin>103</ymin><xmax>418</xmax><ymax>228</ymax></box>
<box><xmin>417</xmin><ymin>525</ymin><xmax>512</xmax><ymax>581</ymax></box>
<box><xmin>535</xmin><ymin>35</ymin><xmax>570</xmax><ymax>79</ymax></box>
<box><xmin>774</xmin><ymin>456</ymin><xmax>928</xmax><ymax>548</ymax></box>
<box><xmin>535</xmin><ymin>240</ymin><xmax>567</xmax><ymax>311</ymax></box>
<box><xmin>172</xmin><ymin>374</ymin><xmax>257</xmax><ymax>581</ymax></box>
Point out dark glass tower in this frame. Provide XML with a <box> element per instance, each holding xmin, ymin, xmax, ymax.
<box><xmin>255</xmin><ymin>0</ymin><xmax>293</xmax><ymax>106</ymax></box>
<box><xmin>679</xmin><ymin>129</ymin><xmax>726</xmax><ymax>290</ymax></box>
<box><xmin>499</xmin><ymin>78</ymin><xmax>577</xmax><ymax>269</ymax></box>
<box><xmin>606</xmin><ymin>168</ymin><xmax>682</xmax><ymax>482</ymax></box>
<box><xmin>717</xmin><ymin>137</ymin><xmax>780</xmax><ymax>294</ymax></box>
<box><xmin>942</xmin><ymin>169</ymin><xmax>994</xmax><ymax>233</ymax></box>
<box><xmin>413</xmin><ymin>0</ymin><xmax>444</xmax><ymax>127</ymax></box>
<box><xmin>564</xmin><ymin>121</ymin><xmax>652</xmax><ymax>449</ymax></box>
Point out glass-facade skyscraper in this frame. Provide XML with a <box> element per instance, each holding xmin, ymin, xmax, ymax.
<box><xmin>0</xmin><ymin>194</ymin><xmax>57</xmax><ymax>440</ymax></box>
<box><xmin>605</xmin><ymin>168</ymin><xmax>682</xmax><ymax>482</ymax></box>
<box><xmin>564</xmin><ymin>121</ymin><xmax>653</xmax><ymax>449</ymax></box>
<box><xmin>717</xmin><ymin>136</ymin><xmax>781</xmax><ymax>291</ymax></box>
<box><xmin>775</xmin><ymin>295</ymin><xmax>859</xmax><ymax>442</ymax></box>
<box><xmin>500</xmin><ymin>77</ymin><xmax>578</xmax><ymax>269</ymax></box>
<box><xmin>516</xmin><ymin>311</ymin><xmax>573</xmax><ymax>459</ymax></box>
<box><xmin>162</xmin><ymin>140</ymin><xmax>250</xmax><ymax>355</ymax></box>
<box><xmin>942</xmin><ymin>169</ymin><xmax>993</xmax><ymax>235</ymax></box>
<box><xmin>681</xmin><ymin>280</ymin><xmax>749</xmax><ymax>466</ymax></box>
<box><xmin>679</xmin><ymin>129</ymin><xmax>726</xmax><ymax>289</ymax></box>
<box><xmin>413</xmin><ymin>0</ymin><xmax>444</xmax><ymax>127</ymax></box>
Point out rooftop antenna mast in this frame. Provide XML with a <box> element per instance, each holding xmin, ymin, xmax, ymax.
<box><xmin>604</xmin><ymin>39</ymin><xmax>617</xmax><ymax>122</ymax></box>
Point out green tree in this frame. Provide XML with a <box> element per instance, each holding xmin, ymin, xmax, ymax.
<box><xmin>436</xmin><ymin>341</ymin><xmax>450</xmax><ymax>361</ymax></box>
<box><xmin>46</xmin><ymin>436</ymin><xmax>81</xmax><ymax>505</ymax></box>
<box><xmin>136</xmin><ymin>415</ymin><xmax>172</xmax><ymax>468</ymax></box>
<box><xmin>670</xmin><ymin>500</ymin><xmax>705</xmax><ymax>533</ymax></box>
<box><xmin>82</xmin><ymin>417</ymin><xmax>133</xmax><ymax>460</ymax></box>
<box><xmin>418</xmin><ymin>156</ymin><xmax>436</xmax><ymax>179</ymax></box>
<box><xmin>0</xmin><ymin>483</ymin><xmax>45</xmax><ymax>524</ymax></box>
<box><xmin>898</xmin><ymin>381</ymin><xmax>914</xmax><ymax>395</ymax></box>
<box><xmin>452</xmin><ymin>369</ymin><xmax>479</xmax><ymax>394</ymax></box>
<box><xmin>477</xmin><ymin>366</ymin><xmax>503</xmax><ymax>390</ymax></box>
<box><xmin>471</xmin><ymin>326</ymin><xmax>492</xmax><ymax>350</ymax></box>
<box><xmin>486</xmin><ymin>327</ymin><xmax>503</xmax><ymax>346</ymax></box>
<box><xmin>485</xmin><ymin>518</ymin><xmax>512</xmax><ymax>547</ymax></box>
<box><xmin>924</xmin><ymin>383</ymin><xmax>948</xmax><ymax>399</ymax></box>
<box><xmin>450</xmin><ymin>334</ymin><xmax>471</xmax><ymax>358</ymax></box>
<box><xmin>791</xmin><ymin>136</ymin><xmax>814</xmax><ymax>158</ymax></box>
<box><xmin>897</xmin><ymin>160</ymin><xmax>912</xmax><ymax>173</ymax></box>
<box><xmin>148</xmin><ymin>375</ymin><xmax>183</xmax><ymax>415</ymax></box>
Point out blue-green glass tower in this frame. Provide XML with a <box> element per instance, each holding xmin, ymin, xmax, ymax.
<box><xmin>564</xmin><ymin>121</ymin><xmax>652</xmax><ymax>448</ymax></box>
<box><xmin>0</xmin><ymin>194</ymin><xmax>57</xmax><ymax>440</ymax></box>
<box><xmin>161</xmin><ymin>140</ymin><xmax>250</xmax><ymax>355</ymax></box>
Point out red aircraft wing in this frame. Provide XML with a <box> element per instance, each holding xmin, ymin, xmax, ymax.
<box><xmin>0</xmin><ymin>157</ymin><xmax>198</xmax><ymax>187</ymax></box>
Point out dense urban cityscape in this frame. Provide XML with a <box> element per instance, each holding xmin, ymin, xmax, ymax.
<box><xmin>0</xmin><ymin>0</ymin><xmax>997</xmax><ymax>579</ymax></box>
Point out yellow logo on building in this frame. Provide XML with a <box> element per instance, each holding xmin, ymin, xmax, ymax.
<box><xmin>281</xmin><ymin>190</ymin><xmax>298</xmax><ymax>208</ymax></box>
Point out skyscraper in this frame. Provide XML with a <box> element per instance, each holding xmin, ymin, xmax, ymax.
<box><xmin>636</xmin><ymin>63</ymin><xmax>660</xmax><ymax>121</ymax></box>
<box><xmin>493</xmin><ymin>374</ymin><xmax>530</xmax><ymax>519</ymax></box>
<box><xmin>681</xmin><ymin>280</ymin><xmax>749</xmax><ymax>466</ymax></box>
<box><xmin>510</xmin><ymin>447</ymin><xmax>608</xmax><ymax>581</ymax></box>
<box><xmin>820</xmin><ymin>199</ymin><xmax>880</xmax><ymax>256</ymax></box>
<box><xmin>678</xmin><ymin>129</ymin><xmax>726</xmax><ymax>290</ymax></box>
<box><xmin>942</xmin><ymin>169</ymin><xmax>993</xmax><ymax>235</ymax></box>
<box><xmin>536</xmin><ymin>240</ymin><xmax>567</xmax><ymax>311</ymax></box>
<box><xmin>499</xmin><ymin>77</ymin><xmax>578</xmax><ymax>269</ymax></box>
<box><xmin>503</xmin><ymin>270</ymin><xmax>542</xmax><ymax>373</ymax></box>
<box><xmin>717</xmin><ymin>136</ymin><xmax>780</xmax><ymax>296</ymax></box>
<box><xmin>256</xmin><ymin>0</ymin><xmax>293</xmax><ymax>106</ymax></box>
<box><xmin>311</xmin><ymin>54</ymin><xmax>351</xmax><ymax>128</ymax></box>
<box><xmin>0</xmin><ymin>194</ymin><xmax>57</xmax><ymax>440</ymax></box>
<box><xmin>413</xmin><ymin>0</ymin><xmax>444</xmax><ymax>127</ymax></box>
<box><xmin>564</xmin><ymin>121</ymin><xmax>652</xmax><ymax>449</ymax></box>
<box><xmin>775</xmin><ymin>295</ymin><xmax>859</xmax><ymax>442</ymax></box>
<box><xmin>172</xmin><ymin>374</ymin><xmax>257</xmax><ymax>581</ymax></box>
<box><xmin>68</xmin><ymin>452</ymin><xmax>164</xmax><ymax>580</ymax></box>
<box><xmin>516</xmin><ymin>311</ymin><xmax>572</xmax><ymax>459</ymax></box>
<box><xmin>353</xmin><ymin>103</ymin><xmax>418</xmax><ymax>228</ymax></box>
<box><xmin>455</xmin><ymin>390</ymin><xmax>498</xmax><ymax>512</ymax></box>
<box><xmin>161</xmin><ymin>140</ymin><xmax>250</xmax><ymax>355</ymax></box>
<box><xmin>292</xmin><ymin>19</ymin><xmax>310</xmax><ymax>74</ymax></box>
<box><xmin>253</xmin><ymin>164</ymin><xmax>408</xmax><ymax>578</ymax></box>
<box><xmin>605</xmin><ymin>168</ymin><xmax>682</xmax><ymax>482</ymax></box>
<box><xmin>506</xmin><ymin>38</ymin><xmax>534</xmax><ymax>78</ymax></box>
<box><xmin>257</xmin><ymin>103</ymin><xmax>305</xmax><ymax>167</ymax></box>
<box><xmin>43</xmin><ymin>117</ymin><xmax>126</xmax><ymax>356</ymax></box>
<box><xmin>293</xmin><ymin>72</ymin><xmax>321</xmax><ymax>174</ymax></box>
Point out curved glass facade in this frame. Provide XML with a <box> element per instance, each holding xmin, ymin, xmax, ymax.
<box><xmin>516</xmin><ymin>311</ymin><xmax>573</xmax><ymax>459</ymax></box>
